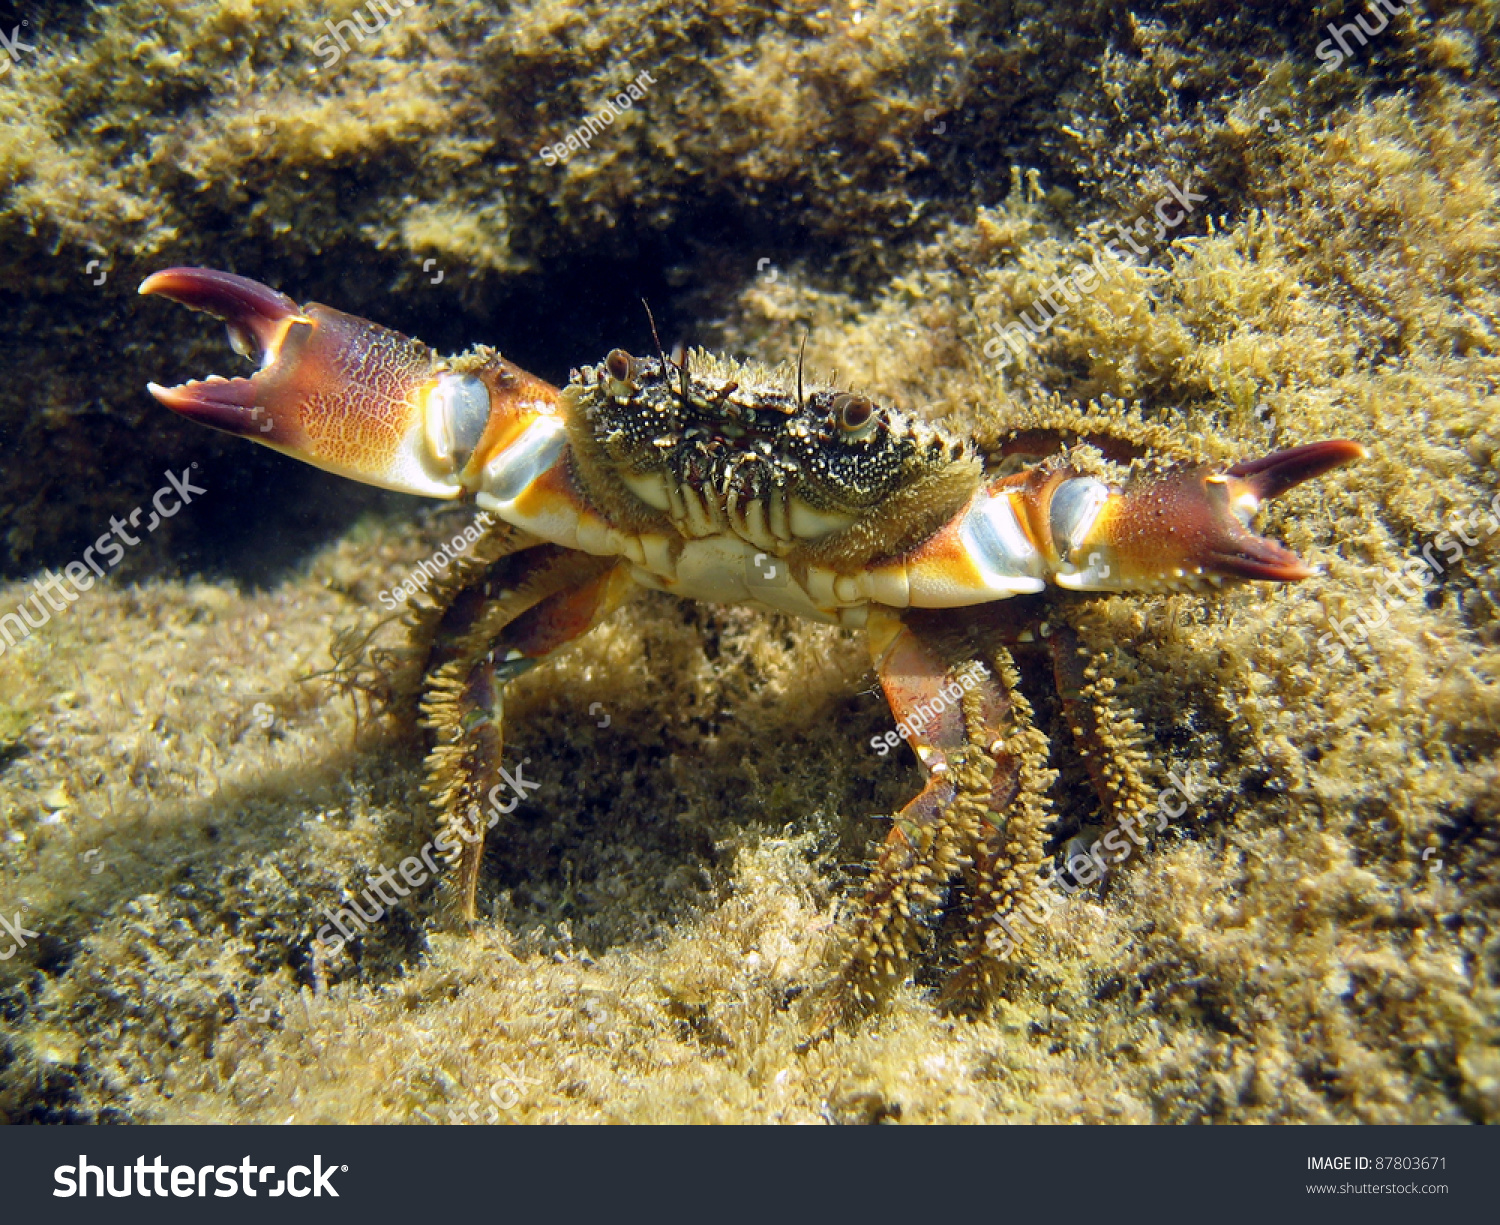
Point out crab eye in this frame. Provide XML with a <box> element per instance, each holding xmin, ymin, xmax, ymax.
<box><xmin>605</xmin><ymin>349</ymin><xmax>632</xmax><ymax>381</ymax></box>
<box><xmin>833</xmin><ymin>394</ymin><xmax>877</xmax><ymax>440</ymax></box>
<box><xmin>604</xmin><ymin>349</ymin><xmax>637</xmax><ymax>398</ymax></box>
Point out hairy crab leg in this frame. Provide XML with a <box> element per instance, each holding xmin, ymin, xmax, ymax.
<box><xmin>413</xmin><ymin>544</ymin><xmax>633</xmax><ymax>921</ymax></box>
<box><xmin>945</xmin><ymin>647</ymin><xmax>1060</xmax><ymax>1005</ymax></box>
<box><xmin>1030</xmin><ymin>621</ymin><xmax>1158</xmax><ymax>921</ymax></box>
<box><xmin>850</xmin><ymin>605</ymin><xmax>965</xmax><ymax>999</ymax></box>
<box><xmin>838</xmin><ymin>606</ymin><xmax>1058</xmax><ymax>1009</ymax></box>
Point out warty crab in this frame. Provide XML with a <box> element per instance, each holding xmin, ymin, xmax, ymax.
<box><xmin>138</xmin><ymin>266</ymin><xmax>1363</xmax><ymax>1011</ymax></box>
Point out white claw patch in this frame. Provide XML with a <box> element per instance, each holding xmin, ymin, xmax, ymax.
<box><xmin>423</xmin><ymin>373</ymin><xmax>492</xmax><ymax>472</ymax></box>
<box><xmin>803</xmin><ymin>568</ymin><xmax>839</xmax><ymax>606</ymax></box>
<box><xmin>1050</xmin><ymin>478</ymin><xmax>1123</xmax><ymax>591</ymax></box>
<box><xmin>477</xmin><ymin>416</ymin><xmax>567</xmax><ymax>508</ymax></box>
<box><xmin>866</xmin><ymin>564</ymin><xmax>910</xmax><ymax>608</ymax></box>
<box><xmin>953</xmin><ymin>492</ymin><xmax>1047</xmax><ymax>597</ymax></box>
<box><xmin>575</xmin><ymin>513</ymin><xmax>620</xmax><ymax>557</ymax></box>
<box><xmin>1049</xmin><ymin>477</ymin><xmax>1110</xmax><ymax>559</ymax></box>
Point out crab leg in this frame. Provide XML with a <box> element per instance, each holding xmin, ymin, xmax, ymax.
<box><xmin>1040</xmin><ymin>621</ymin><xmax>1155</xmax><ymax>896</ymax></box>
<box><xmin>840</xmin><ymin>606</ymin><xmax>1055</xmax><ymax>1008</ymax></box>
<box><xmin>408</xmin><ymin>539</ymin><xmax>633</xmax><ymax>921</ymax></box>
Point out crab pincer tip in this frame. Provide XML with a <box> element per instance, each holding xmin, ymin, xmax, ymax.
<box><xmin>1197</xmin><ymin>440</ymin><xmax>1366</xmax><ymax>583</ymax></box>
<box><xmin>139</xmin><ymin>268</ymin><xmax>308</xmax><ymax>435</ymax></box>
<box><xmin>1227</xmin><ymin>439</ymin><xmax>1366</xmax><ymax>503</ymax></box>
<box><xmin>139</xmin><ymin>265</ymin><xmax>296</xmax><ymax>310</ymax></box>
<box><xmin>138</xmin><ymin>267</ymin><xmax>302</xmax><ymax>355</ymax></box>
<box><xmin>145</xmin><ymin>374</ymin><xmax>262</xmax><ymax>429</ymax></box>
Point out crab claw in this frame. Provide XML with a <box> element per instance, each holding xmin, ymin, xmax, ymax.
<box><xmin>890</xmin><ymin>439</ymin><xmax>1364</xmax><ymax>606</ymax></box>
<box><xmin>1046</xmin><ymin>439</ymin><xmax>1367</xmax><ymax>590</ymax></box>
<box><xmin>140</xmin><ymin>266</ymin><xmax>563</xmax><ymax>501</ymax></box>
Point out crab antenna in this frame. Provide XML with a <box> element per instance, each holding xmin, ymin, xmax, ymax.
<box><xmin>640</xmin><ymin>299</ymin><xmax>692</xmax><ymax>403</ymax></box>
<box><xmin>642</xmin><ymin>298</ymin><xmax>669</xmax><ymax>374</ymax></box>
<box><xmin>796</xmin><ymin>331</ymin><xmax>808</xmax><ymax>411</ymax></box>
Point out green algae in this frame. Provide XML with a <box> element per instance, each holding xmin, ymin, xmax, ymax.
<box><xmin>0</xmin><ymin>0</ymin><xmax>1496</xmax><ymax>1124</ymax></box>
<box><xmin>0</xmin><ymin>705</ymin><xmax>29</xmax><ymax>747</ymax></box>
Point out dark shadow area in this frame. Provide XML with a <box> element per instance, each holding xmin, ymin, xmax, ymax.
<box><xmin>1</xmin><ymin>190</ymin><xmax>847</xmax><ymax>585</ymax></box>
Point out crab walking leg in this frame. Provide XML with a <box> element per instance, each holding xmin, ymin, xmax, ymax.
<box><xmin>943</xmin><ymin>648</ymin><xmax>1061</xmax><ymax>1003</ymax></box>
<box><xmin>838</xmin><ymin>607</ymin><xmax>1024</xmax><ymax>1005</ymax></box>
<box><xmin>938</xmin><ymin>618</ymin><xmax>1155</xmax><ymax>999</ymax></box>
<box><xmin>415</xmin><ymin>545</ymin><xmax>633</xmax><ymax>921</ymax></box>
<box><xmin>1044</xmin><ymin>623</ymin><xmax>1155</xmax><ymax>865</ymax></box>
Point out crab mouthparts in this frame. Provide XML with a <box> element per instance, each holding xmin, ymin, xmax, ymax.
<box><xmin>139</xmin><ymin>266</ymin><xmax>308</xmax><ymax>434</ymax></box>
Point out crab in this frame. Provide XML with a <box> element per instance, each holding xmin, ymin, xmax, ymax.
<box><xmin>137</xmin><ymin>266</ymin><xmax>1362</xmax><ymax>1010</ymax></box>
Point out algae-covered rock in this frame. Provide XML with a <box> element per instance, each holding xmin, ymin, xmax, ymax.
<box><xmin>0</xmin><ymin>0</ymin><xmax>1495</xmax><ymax>1124</ymax></box>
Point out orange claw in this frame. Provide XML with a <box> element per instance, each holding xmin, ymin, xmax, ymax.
<box><xmin>139</xmin><ymin>266</ymin><xmax>563</xmax><ymax>501</ymax></box>
<box><xmin>1088</xmin><ymin>439</ymin><xmax>1368</xmax><ymax>586</ymax></box>
<box><xmin>141</xmin><ymin>266</ymin><xmax>451</xmax><ymax>494</ymax></box>
<box><xmin>893</xmin><ymin>439</ymin><xmax>1365</xmax><ymax>605</ymax></box>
